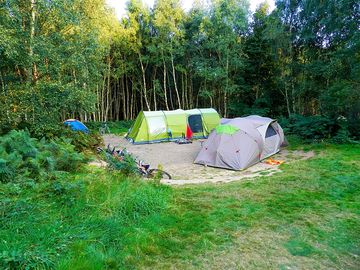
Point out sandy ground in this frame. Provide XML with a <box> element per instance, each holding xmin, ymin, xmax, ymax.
<box><xmin>99</xmin><ymin>134</ymin><xmax>315</xmax><ymax>185</ymax></box>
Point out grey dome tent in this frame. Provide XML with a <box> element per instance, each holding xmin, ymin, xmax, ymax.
<box><xmin>194</xmin><ymin>115</ymin><xmax>286</xmax><ymax>170</ymax></box>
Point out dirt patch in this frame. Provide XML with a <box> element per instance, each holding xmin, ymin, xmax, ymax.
<box><xmin>102</xmin><ymin>134</ymin><xmax>315</xmax><ymax>185</ymax></box>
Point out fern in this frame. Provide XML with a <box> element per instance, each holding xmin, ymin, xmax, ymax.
<box><xmin>0</xmin><ymin>158</ymin><xmax>15</xmax><ymax>182</ymax></box>
<box><xmin>0</xmin><ymin>130</ymin><xmax>86</xmax><ymax>183</ymax></box>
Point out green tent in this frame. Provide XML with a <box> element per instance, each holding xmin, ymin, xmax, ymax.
<box><xmin>126</xmin><ymin>108</ymin><xmax>220</xmax><ymax>144</ymax></box>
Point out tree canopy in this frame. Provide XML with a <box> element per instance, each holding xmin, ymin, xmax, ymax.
<box><xmin>0</xmin><ymin>0</ymin><xmax>359</xmax><ymax>138</ymax></box>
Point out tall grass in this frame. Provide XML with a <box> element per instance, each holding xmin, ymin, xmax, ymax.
<box><xmin>0</xmin><ymin>166</ymin><xmax>170</xmax><ymax>269</ymax></box>
<box><xmin>1</xmin><ymin>140</ymin><xmax>359</xmax><ymax>269</ymax></box>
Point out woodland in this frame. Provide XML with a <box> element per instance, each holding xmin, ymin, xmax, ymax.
<box><xmin>1</xmin><ymin>0</ymin><xmax>359</xmax><ymax>139</ymax></box>
<box><xmin>1</xmin><ymin>1</ymin><xmax>360</xmax><ymax>269</ymax></box>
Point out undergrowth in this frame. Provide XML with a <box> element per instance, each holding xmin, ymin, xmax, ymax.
<box><xmin>0</xmin><ymin>137</ymin><xmax>359</xmax><ymax>269</ymax></box>
<box><xmin>0</xmin><ymin>130</ymin><xmax>86</xmax><ymax>183</ymax></box>
<box><xmin>0</xmin><ymin>168</ymin><xmax>170</xmax><ymax>269</ymax></box>
<box><xmin>86</xmin><ymin>121</ymin><xmax>133</xmax><ymax>135</ymax></box>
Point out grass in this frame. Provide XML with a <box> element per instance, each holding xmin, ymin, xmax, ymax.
<box><xmin>0</xmin><ymin>140</ymin><xmax>359</xmax><ymax>269</ymax></box>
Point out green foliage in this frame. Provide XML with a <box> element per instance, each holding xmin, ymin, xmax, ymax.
<box><xmin>1</xmin><ymin>142</ymin><xmax>359</xmax><ymax>269</ymax></box>
<box><xmin>1</xmin><ymin>0</ymin><xmax>358</xmax><ymax>138</ymax></box>
<box><xmin>279</xmin><ymin>114</ymin><xmax>336</xmax><ymax>141</ymax></box>
<box><xmin>112</xmin><ymin>180</ymin><xmax>169</xmax><ymax>223</ymax></box>
<box><xmin>0</xmin><ymin>168</ymin><xmax>171</xmax><ymax>269</ymax></box>
<box><xmin>0</xmin><ymin>81</ymin><xmax>97</xmax><ymax>138</ymax></box>
<box><xmin>86</xmin><ymin>121</ymin><xmax>134</xmax><ymax>135</ymax></box>
<box><xmin>348</xmin><ymin>118</ymin><xmax>360</xmax><ymax>141</ymax></box>
<box><xmin>61</xmin><ymin>129</ymin><xmax>103</xmax><ymax>152</ymax></box>
<box><xmin>278</xmin><ymin>114</ymin><xmax>358</xmax><ymax>143</ymax></box>
<box><xmin>103</xmin><ymin>152</ymin><xmax>138</xmax><ymax>176</ymax></box>
<box><xmin>0</xmin><ymin>130</ymin><xmax>85</xmax><ymax>183</ymax></box>
<box><xmin>0</xmin><ymin>0</ymin><xmax>114</xmax><ymax>132</ymax></box>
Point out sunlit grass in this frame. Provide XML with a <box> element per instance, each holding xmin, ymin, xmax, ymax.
<box><xmin>0</xmin><ymin>140</ymin><xmax>359</xmax><ymax>269</ymax></box>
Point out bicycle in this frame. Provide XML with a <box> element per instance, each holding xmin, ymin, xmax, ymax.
<box><xmin>97</xmin><ymin>145</ymin><xmax>172</xmax><ymax>179</ymax></box>
<box><xmin>136</xmin><ymin>161</ymin><xmax>172</xmax><ymax>179</ymax></box>
<box><xmin>99</xmin><ymin>122</ymin><xmax>111</xmax><ymax>135</ymax></box>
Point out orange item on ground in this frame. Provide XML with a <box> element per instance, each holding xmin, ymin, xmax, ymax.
<box><xmin>264</xmin><ymin>158</ymin><xmax>284</xmax><ymax>165</ymax></box>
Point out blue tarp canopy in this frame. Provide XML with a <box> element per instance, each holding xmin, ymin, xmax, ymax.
<box><xmin>64</xmin><ymin>119</ymin><xmax>89</xmax><ymax>133</ymax></box>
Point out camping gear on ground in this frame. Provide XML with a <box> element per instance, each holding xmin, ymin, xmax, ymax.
<box><xmin>126</xmin><ymin>108</ymin><xmax>220</xmax><ymax>144</ymax></box>
<box><xmin>174</xmin><ymin>138</ymin><xmax>193</xmax><ymax>144</ymax></box>
<box><xmin>64</xmin><ymin>119</ymin><xmax>89</xmax><ymax>133</ymax></box>
<box><xmin>97</xmin><ymin>145</ymin><xmax>171</xmax><ymax>179</ymax></box>
<box><xmin>194</xmin><ymin>115</ymin><xmax>286</xmax><ymax>170</ymax></box>
<box><xmin>264</xmin><ymin>158</ymin><xmax>284</xmax><ymax>165</ymax></box>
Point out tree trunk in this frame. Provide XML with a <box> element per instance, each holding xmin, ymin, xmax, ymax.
<box><xmin>184</xmin><ymin>72</ymin><xmax>188</xmax><ymax>109</ymax></box>
<box><xmin>138</xmin><ymin>53</ymin><xmax>150</xmax><ymax>110</ymax></box>
<box><xmin>96</xmin><ymin>84</ymin><xmax>100</xmax><ymax>121</ymax></box>
<box><xmin>285</xmin><ymin>83</ymin><xmax>291</xmax><ymax>117</ymax></box>
<box><xmin>189</xmin><ymin>74</ymin><xmax>193</xmax><ymax>108</ymax></box>
<box><xmin>167</xmin><ymin>68</ymin><xmax>174</xmax><ymax>110</ymax></box>
<box><xmin>170</xmin><ymin>50</ymin><xmax>181</xmax><ymax>108</ymax></box>
<box><xmin>181</xmin><ymin>73</ymin><xmax>185</xmax><ymax>109</ymax></box>
<box><xmin>291</xmin><ymin>80</ymin><xmax>296</xmax><ymax>114</ymax></box>
<box><xmin>140</xmin><ymin>85</ymin><xmax>144</xmax><ymax>111</ymax></box>
<box><xmin>224</xmin><ymin>52</ymin><xmax>229</xmax><ymax>117</ymax></box>
<box><xmin>126</xmin><ymin>75</ymin><xmax>130</xmax><ymax>119</ymax></box>
<box><xmin>162</xmin><ymin>53</ymin><xmax>169</xmax><ymax>110</ymax></box>
<box><xmin>104</xmin><ymin>55</ymin><xmax>111</xmax><ymax>121</ymax></box>
<box><xmin>121</xmin><ymin>76</ymin><xmax>127</xmax><ymax>120</ymax></box>
<box><xmin>131</xmin><ymin>83</ymin><xmax>135</xmax><ymax>119</ymax></box>
<box><xmin>116</xmin><ymin>79</ymin><xmax>121</xmax><ymax>120</ymax></box>
<box><xmin>0</xmin><ymin>71</ymin><xmax>5</xmax><ymax>93</ymax></box>
<box><xmin>101</xmin><ymin>73</ymin><xmax>106</xmax><ymax>121</ymax></box>
<box><xmin>29</xmin><ymin>0</ymin><xmax>38</xmax><ymax>83</ymax></box>
<box><xmin>153</xmin><ymin>67</ymin><xmax>157</xmax><ymax>111</ymax></box>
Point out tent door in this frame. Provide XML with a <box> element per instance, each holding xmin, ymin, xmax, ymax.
<box><xmin>188</xmin><ymin>114</ymin><xmax>203</xmax><ymax>136</ymax></box>
<box><xmin>261</xmin><ymin>125</ymin><xmax>280</xmax><ymax>159</ymax></box>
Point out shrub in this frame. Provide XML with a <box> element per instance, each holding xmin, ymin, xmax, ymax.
<box><xmin>102</xmin><ymin>152</ymin><xmax>138</xmax><ymax>176</ymax></box>
<box><xmin>347</xmin><ymin>117</ymin><xmax>360</xmax><ymax>141</ymax></box>
<box><xmin>60</xmin><ymin>128</ymin><xmax>103</xmax><ymax>152</ymax></box>
<box><xmin>0</xmin><ymin>82</ymin><xmax>95</xmax><ymax>139</ymax></box>
<box><xmin>0</xmin><ymin>130</ymin><xmax>86</xmax><ymax>183</ymax></box>
<box><xmin>279</xmin><ymin>114</ymin><xmax>337</xmax><ymax>141</ymax></box>
<box><xmin>279</xmin><ymin>114</ymin><xmax>360</xmax><ymax>143</ymax></box>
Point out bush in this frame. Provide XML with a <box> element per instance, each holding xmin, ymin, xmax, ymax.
<box><xmin>102</xmin><ymin>152</ymin><xmax>138</xmax><ymax>176</ymax></box>
<box><xmin>1</xmin><ymin>119</ymin><xmax>103</xmax><ymax>153</ymax></box>
<box><xmin>60</xmin><ymin>128</ymin><xmax>103</xmax><ymax>152</ymax></box>
<box><xmin>348</xmin><ymin>118</ymin><xmax>360</xmax><ymax>141</ymax></box>
<box><xmin>0</xmin><ymin>82</ymin><xmax>95</xmax><ymax>139</ymax></box>
<box><xmin>0</xmin><ymin>130</ymin><xmax>86</xmax><ymax>183</ymax></box>
<box><xmin>278</xmin><ymin>114</ymin><xmax>358</xmax><ymax>143</ymax></box>
<box><xmin>279</xmin><ymin>114</ymin><xmax>336</xmax><ymax>141</ymax></box>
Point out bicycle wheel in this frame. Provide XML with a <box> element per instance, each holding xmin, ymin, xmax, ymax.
<box><xmin>148</xmin><ymin>169</ymin><xmax>172</xmax><ymax>179</ymax></box>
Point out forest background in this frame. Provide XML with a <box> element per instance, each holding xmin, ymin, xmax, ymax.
<box><xmin>1</xmin><ymin>0</ymin><xmax>359</xmax><ymax>141</ymax></box>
